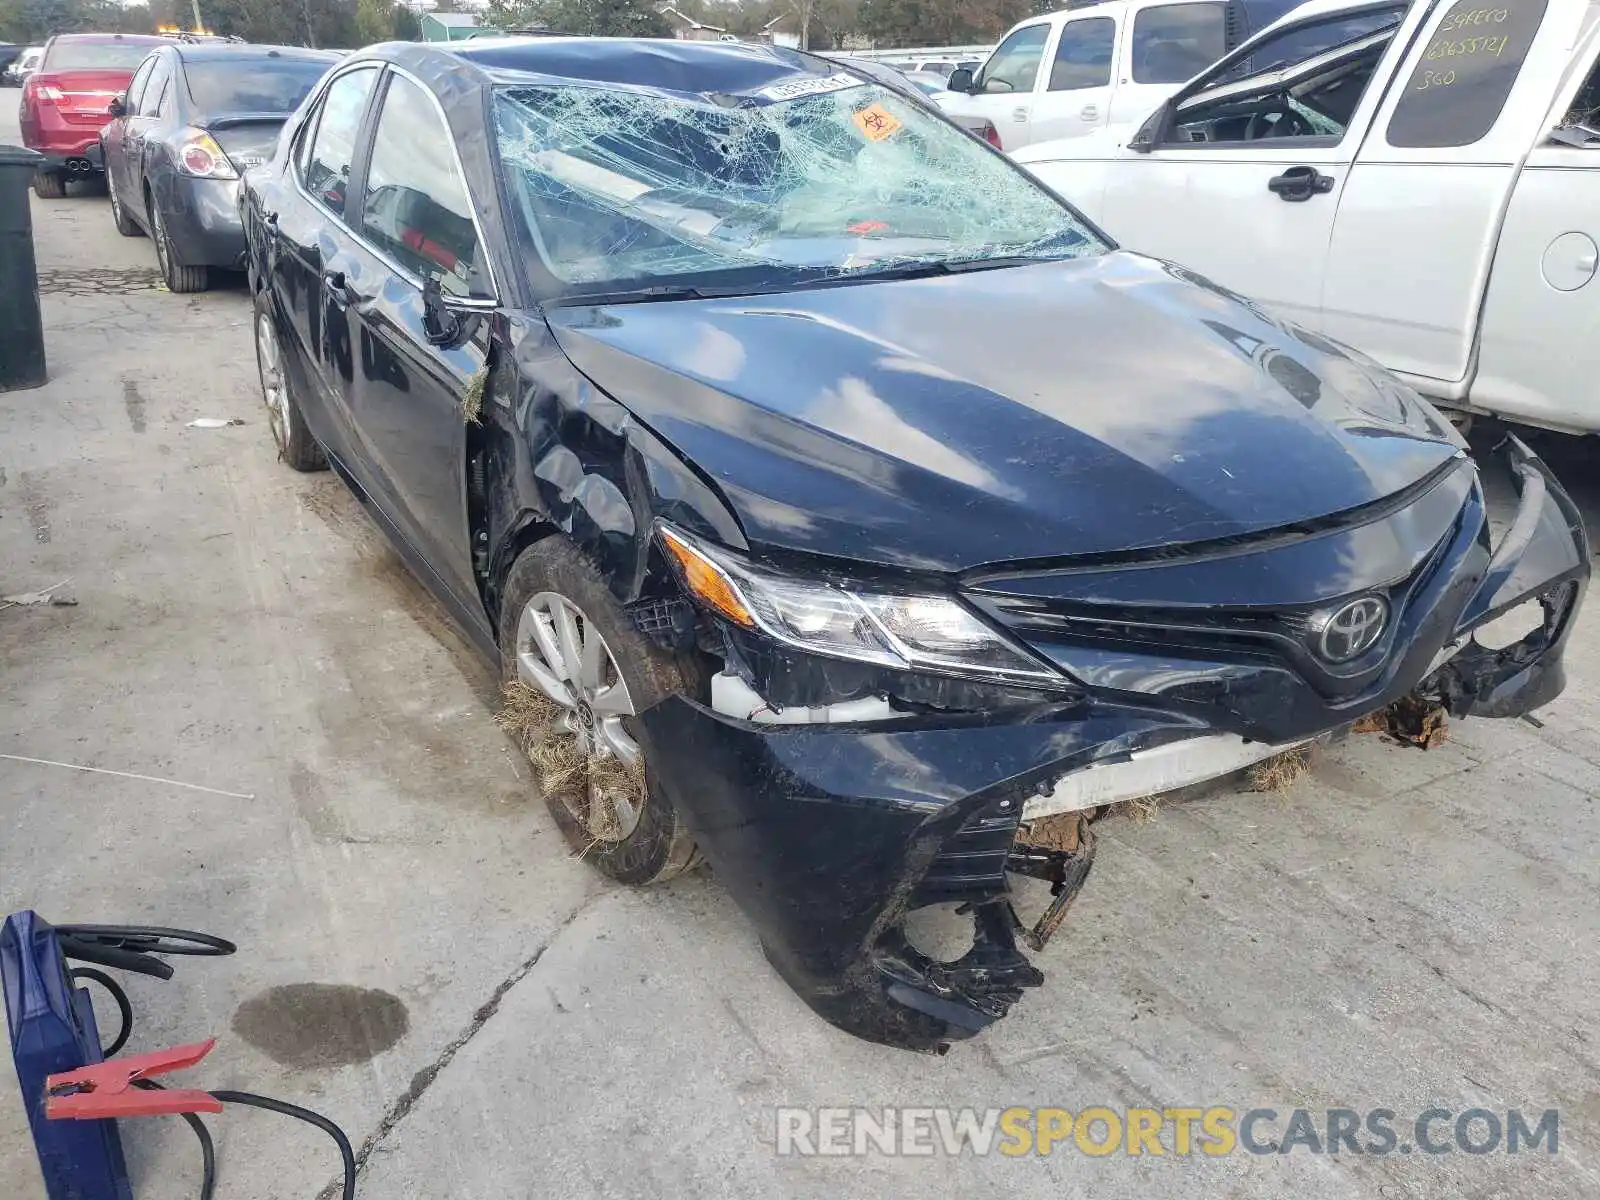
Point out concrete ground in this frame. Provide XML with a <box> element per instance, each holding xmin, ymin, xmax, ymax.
<box><xmin>2</xmin><ymin>99</ymin><xmax>1598</xmax><ymax>1200</ymax></box>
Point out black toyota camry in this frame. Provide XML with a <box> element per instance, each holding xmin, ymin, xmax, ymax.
<box><xmin>240</xmin><ymin>37</ymin><xmax>1589</xmax><ymax>1052</ymax></box>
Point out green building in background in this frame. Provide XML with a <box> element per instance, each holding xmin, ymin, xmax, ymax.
<box><xmin>418</xmin><ymin>12</ymin><xmax>500</xmax><ymax>41</ymax></box>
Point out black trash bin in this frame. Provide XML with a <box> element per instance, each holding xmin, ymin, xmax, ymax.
<box><xmin>0</xmin><ymin>144</ymin><xmax>46</xmax><ymax>391</ymax></box>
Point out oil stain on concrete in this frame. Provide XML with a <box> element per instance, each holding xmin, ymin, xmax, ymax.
<box><xmin>233</xmin><ymin>983</ymin><xmax>409</xmax><ymax>1069</ymax></box>
<box><xmin>122</xmin><ymin>378</ymin><xmax>147</xmax><ymax>434</ymax></box>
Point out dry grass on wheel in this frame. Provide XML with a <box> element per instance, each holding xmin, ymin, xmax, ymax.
<box><xmin>497</xmin><ymin>680</ymin><xmax>646</xmax><ymax>854</ymax></box>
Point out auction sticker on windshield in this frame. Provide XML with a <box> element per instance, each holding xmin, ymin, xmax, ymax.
<box><xmin>853</xmin><ymin>102</ymin><xmax>903</xmax><ymax>141</ymax></box>
<box><xmin>757</xmin><ymin>72</ymin><xmax>863</xmax><ymax>102</ymax></box>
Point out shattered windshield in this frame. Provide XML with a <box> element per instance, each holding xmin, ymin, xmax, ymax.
<box><xmin>493</xmin><ymin>76</ymin><xmax>1104</xmax><ymax>296</ymax></box>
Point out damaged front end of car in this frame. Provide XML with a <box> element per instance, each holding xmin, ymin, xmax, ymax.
<box><xmin>630</xmin><ymin>436</ymin><xmax>1588</xmax><ymax>1053</ymax></box>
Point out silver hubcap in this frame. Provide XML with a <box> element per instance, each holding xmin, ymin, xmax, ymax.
<box><xmin>256</xmin><ymin>311</ymin><xmax>289</xmax><ymax>448</ymax></box>
<box><xmin>515</xmin><ymin>592</ymin><xmax>642</xmax><ymax>839</ymax></box>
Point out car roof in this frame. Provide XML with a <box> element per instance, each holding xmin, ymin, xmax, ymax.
<box><xmin>441</xmin><ymin>36</ymin><xmax>828</xmax><ymax>95</ymax></box>
<box><xmin>48</xmin><ymin>33</ymin><xmax>169</xmax><ymax>44</ymax></box>
<box><xmin>175</xmin><ymin>43</ymin><xmax>342</xmax><ymax>64</ymax></box>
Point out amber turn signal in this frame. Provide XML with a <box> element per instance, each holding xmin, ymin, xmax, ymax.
<box><xmin>658</xmin><ymin>527</ymin><xmax>756</xmax><ymax>628</ymax></box>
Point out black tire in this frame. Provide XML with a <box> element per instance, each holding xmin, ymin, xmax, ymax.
<box><xmin>33</xmin><ymin>171</ymin><xmax>63</xmax><ymax>199</ymax></box>
<box><xmin>148</xmin><ymin>193</ymin><xmax>208</xmax><ymax>293</ymax></box>
<box><xmin>107</xmin><ymin>170</ymin><xmax>140</xmax><ymax>236</ymax></box>
<box><xmin>499</xmin><ymin>538</ymin><xmax>704</xmax><ymax>886</ymax></box>
<box><xmin>253</xmin><ymin>290</ymin><xmax>326</xmax><ymax>472</ymax></box>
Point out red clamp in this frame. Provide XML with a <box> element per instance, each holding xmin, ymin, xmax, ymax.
<box><xmin>45</xmin><ymin>1039</ymin><xmax>224</xmax><ymax>1120</ymax></box>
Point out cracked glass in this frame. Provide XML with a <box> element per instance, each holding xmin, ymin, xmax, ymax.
<box><xmin>493</xmin><ymin>77</ymin><xmax>1105</xmax><ymax>296</ymax></box>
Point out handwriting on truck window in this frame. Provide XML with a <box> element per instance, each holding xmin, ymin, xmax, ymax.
<box><xmin>1426</xmin><ymin>34</ymin><xmax>1510</xmax><ymax>59</ymax></box>
<box><xmin>1438</xmin><ymin>6</ymin><xmax>1508</xmax><ymax>31</ymax></box>
<box><xmin>1387</xmin><ymin>0</ymin><xmax>1547</xmax><ymax>147</ymax></box>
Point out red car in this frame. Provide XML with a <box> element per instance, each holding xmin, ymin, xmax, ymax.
<box><xmin>20</xmin><ymin>32</ymin><xmax>167</xmax><ymax>198</ymax></box>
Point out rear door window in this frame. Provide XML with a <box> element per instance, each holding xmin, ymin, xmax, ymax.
<box><xmin>301</xmin><ymin>66</ymin><xmax>377</xmax><ymax>218</ymax></box>
<box><xmin>359</xmin><ymin>73</ymin><xmax>488</xmax><ymax>298</ymax></box>
<box><xmin>1048</xmin><ymin>17</ymin><xmax>1116</xmax><ymax>90</ymax></box>
<box><xmin>1385</xmin><ymin>0</ymin><xmax>1550</xmax><ymax>147</ymax></box>
<box><xmin>139</xmin><ymin>56</ymin><xmax>170</xmax><ymax>117</ymax></box>
<box><xmin>1132</xmin><ymin>2</ymin><xmax>1227</xmax><ymax>83</ymax></box>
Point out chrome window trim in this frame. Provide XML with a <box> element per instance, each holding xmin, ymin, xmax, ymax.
<box><xmin>288</xmin><ymin>59</ymin><xmax>501</xmax><ymax>305</ymax></box>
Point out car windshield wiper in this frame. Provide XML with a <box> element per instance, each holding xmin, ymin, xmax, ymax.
<box><xmin>545</xmin><ymin>255</ymin><xmax>1070</xmax><ymax>306</ymax></box>
<box><xmin>545</xmin><ymin>282</ymin><xmax>757</xmax><ymax>307</ymax></box>
<box><xmin>841</xmin><ymin>254</ymin><xmax>1067</xmax><ymax>282</ymax></box>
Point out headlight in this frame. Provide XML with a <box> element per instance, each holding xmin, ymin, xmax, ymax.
<box><xmin>657</xmin><ymin>524</ymin><xmax>1062</xmax><ymax>687</ymax></box>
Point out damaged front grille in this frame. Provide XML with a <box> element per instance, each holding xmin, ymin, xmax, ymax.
<box><xmin>965</xmin><ymin>459</ymin><xmax>1477</xmax><ymax>701</ymax></box>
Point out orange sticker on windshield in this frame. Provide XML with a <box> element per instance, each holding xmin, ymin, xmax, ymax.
<box><xmin>852</xmin><ymin>103</ymin><xmax>902</xmax><ymax>142</ymax></box>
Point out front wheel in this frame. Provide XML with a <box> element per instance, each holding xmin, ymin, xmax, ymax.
<box><xmin>498</xmin><ymin>538</ymin><xmax>703</xmax><ymax>886</ymax></box>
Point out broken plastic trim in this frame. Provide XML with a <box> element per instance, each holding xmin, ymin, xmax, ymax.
<box><xmin>1007</xmin><ymin>815</ymin><xmax>1097</xmax><ymax>952</ymax></box>
<box><xmin>1417</xmin><ymin>435</ymin><xmax>1588</xmax><ymax>720</ymax></box>
<box><xmin>1424</xmin><ymin>579</ymin><xmax>1578</xmax><ymax>719</ymax></box>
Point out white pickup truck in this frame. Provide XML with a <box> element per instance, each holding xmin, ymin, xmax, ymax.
<box><xmin>938</xmin><ymin>0</ymin><xmax>1299</xmax><ymax>149</ymax></box>
<box><xmin>1016</xmin><ymin>0</ymin><xmax>1600</xmax><ymax>434</ymax></box>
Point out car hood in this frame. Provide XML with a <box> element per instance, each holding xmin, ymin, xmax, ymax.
<box><xmin>544</xmin><ymin>252</ymin><xmax>1463</xmax><ymax>574</ymax></box>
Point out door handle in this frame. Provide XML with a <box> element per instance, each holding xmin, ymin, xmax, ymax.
<box><xmin>1080</xmin><ymin>104</ymin><xmax>1099</xmax><ymax>120</ymax></box>
<box><xmin>1267</xmin><ymin>165</ymin><xmax>1335</xmax><ymax>202</ymax></box>
<box><xmin>1012</xmin><ymin>106</ymin><xmax>1029</xmax><ymax>122</ymax></box>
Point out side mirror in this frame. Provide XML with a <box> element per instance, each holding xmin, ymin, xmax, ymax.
<box><xmin>108</xmin><ymin>96</ymin><xmax>127</xmax><ymax>118</ymax></box>
<box><xmin>1130</xmin><ymin>101</ymin><xmax>1169</xmax><ymax>153</ymax></box>
<box><xmin>421</xmin><ymin>274</ymin><xmax>462</xmax><ymax>347</ymax></box>
<box><xmin>946</xmin><ymin>67</ymin><xmax>974</xmax><ymax>94</ymax></box>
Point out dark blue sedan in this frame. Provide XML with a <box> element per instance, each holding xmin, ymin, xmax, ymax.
<box><xmin>238</xmin><ymin>37</ymin><xmax>1589</xmax><ymax>1053</ymax></box>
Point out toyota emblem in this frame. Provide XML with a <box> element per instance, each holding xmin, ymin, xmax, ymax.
<box><xmin>1314</xmin><ymin>596</ymin><xmax>1389</xmax><ymax>663</ymax></box>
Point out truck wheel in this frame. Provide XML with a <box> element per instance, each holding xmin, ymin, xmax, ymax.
<box><xmin>253</xmin><ymin>291</ymin><xmax>326</xmax><ymax>472</ymax></box>
<box><xmin>33</xmin><ymin>172</ymin><xmax>63</xmax><ymax>199</ymax></box>
<box><xmin>499</xmin><ymin>538</ymin><xmax>704</xmax><ymax>886</ymax></box>
<box><xmin>149</xmin><ymin>194</ymin><xmax>207</xmax><ymax>293</ymax></box>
